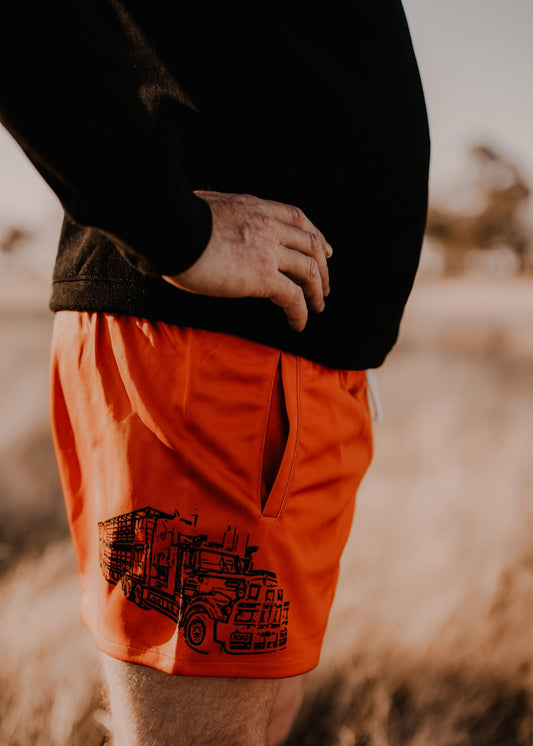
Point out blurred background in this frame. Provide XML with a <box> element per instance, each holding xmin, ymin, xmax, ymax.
<box><xmin>1</xmin><ymin>1</ymin><xmax>533</xmax><ymax>744</ymax></box>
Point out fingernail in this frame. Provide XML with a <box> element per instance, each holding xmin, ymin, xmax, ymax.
<box><xmin>326</xmin><ymin>243</ymin><xmax>333</xmax><ymax>258</ymax></box>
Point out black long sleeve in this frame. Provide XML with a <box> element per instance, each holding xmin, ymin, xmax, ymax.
<box><xmin>0</xmin><ymin>1</ymin><xmax>430</xmax><ymax>370</ymax></box>
<box><xmin>0</xmin><ymin>1</ymin><xmax>212</xmax><ymax>276</ymax></box>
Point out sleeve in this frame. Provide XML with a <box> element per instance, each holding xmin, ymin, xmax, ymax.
<box><xmin>0</xmin><ymin>0</ymin><xmax>212</xmax><ymax>276</ymax></box>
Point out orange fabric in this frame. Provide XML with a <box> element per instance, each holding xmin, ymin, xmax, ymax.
<box><xmin>50</xmin><ymin>312</ymin><xmax>373</xmax><ymax>678</ymax></box>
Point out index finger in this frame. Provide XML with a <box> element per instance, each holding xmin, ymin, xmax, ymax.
<box><xmin>261</xmin><ymin>199</ymin><xmax>333</xmax><ymax>258</ymax></box>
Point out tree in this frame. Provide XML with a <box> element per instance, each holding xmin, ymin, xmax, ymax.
<box><xmin>426</xmin><ymin>144</ymin><xmax>531</xmax><ymax>275</ymax></box>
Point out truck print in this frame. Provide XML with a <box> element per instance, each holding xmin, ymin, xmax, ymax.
<box><xmin>98</xmin><ymin>507</ymin><xmax>289</xmax><ymax>655</ymax></box>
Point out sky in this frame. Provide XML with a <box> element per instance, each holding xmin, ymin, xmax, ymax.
<box><xmin>403</xmin><ymin>0</ymin><xmax>533</xmax><ymax>198</ymax></box>
<box><xmin>0</xmin><ymin>0</ymin><xmax>532</xmax><ymax>225</ymax></box>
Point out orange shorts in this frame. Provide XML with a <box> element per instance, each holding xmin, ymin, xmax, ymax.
<box><xmin>50</xmin><ymin>312</ymin><xmax>373</xmax><ymax>678</ymax></box>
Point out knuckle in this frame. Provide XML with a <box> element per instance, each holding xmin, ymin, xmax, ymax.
<box><xmin>305</xmin><ymin>255</ymin><xmax>320</xmax><ymax>281</ymax></box>
<box><xmin>272</xmin><ymin>281</ymin><xmax>301</xmax><ymax>310</ymax></box>
<box><xmin>308</xmin><ymin>230</ymin><xmax>322</xmax><ymax>255</ymax></box>
<box><xmin>290</xmin><ymin>283</ymin><xmax>305</xmax><ymax>304</ymax></box>
<box><xmin>260</xmin><ymin>213</ymin><xmax>277</xmax><ymax>232</ymax></box>
<box><xmin>287</xmin><ymin>203</ymin><xmax>305</xmax><ymax>226</ymax></box>
<box><xmin>280</xmin><ymin>282</ymin><xmax>304</xmax><ymax>308</ymax></box>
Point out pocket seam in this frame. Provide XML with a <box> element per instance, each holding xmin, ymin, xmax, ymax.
<box><xmin>257</xmin><ymin>351</ymin><xmax>283</xmax><ymax>509</ymax></box>
<box><xmin>261</xmin><ymin>355</ymin><xmax>300</xmax><ymax>520</ymax></box>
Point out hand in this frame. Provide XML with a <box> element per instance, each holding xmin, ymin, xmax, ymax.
<box><xmin>163</xmin><ymin>191</ymin><xmax>332</xmax><ymax>331</ymax></box>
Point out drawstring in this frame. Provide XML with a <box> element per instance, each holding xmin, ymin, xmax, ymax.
<box><xmin>366</xmin><ymin>369</ymin><xmax>384</xmax><ymax>424</ymax></box>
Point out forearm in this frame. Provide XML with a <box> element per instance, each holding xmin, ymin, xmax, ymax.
<box><xmin>0</xmin><ymin>0</ymin><xmax>211</xmax><ymax>275</ymax></box>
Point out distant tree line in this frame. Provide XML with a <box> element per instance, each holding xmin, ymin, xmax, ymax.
<box><xmin>426</xmin><ymin>144</ymin><xmax>532</xmax><ymax>275</ymax></box>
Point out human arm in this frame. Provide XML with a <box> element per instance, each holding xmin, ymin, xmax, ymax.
<box><xmin>0</xmin><ymin>2</ymin><xmax>331</xmax><ymax>330</ymax></box>
<box><xmin>166</xmin><ymin>192</ymin><xmax>332</xmax><ymax>332</ymax></box>
<box><xmin>0</xmin><ymin>0</ymin><xmax>211</xmax><ymax>276</ymax></box>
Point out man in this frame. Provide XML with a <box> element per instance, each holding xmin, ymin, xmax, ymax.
<box><xmin>0</xmin><ymin>2</ymin><xmax>429</xmax><ymax>744</ymax></box>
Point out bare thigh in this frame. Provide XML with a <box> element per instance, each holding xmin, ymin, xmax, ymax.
<box><xmin>101</xmin><ymin>654</ymin><xmax>303</xmax><ymax>746</ymax></box>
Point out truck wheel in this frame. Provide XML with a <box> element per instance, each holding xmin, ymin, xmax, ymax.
<box><xmin>133</xmin><ymin>583</ymin><xmax>146</xmax><ymax>608</ymax></box>
<box><xmin>121</xmin><ymin>575</ymin><xmax>134</xmax><ymax>601</ymax></box>
<box><xmin>184</xmin><ymin>609</ymin><xmax>213</xmax><ymax>654</ymax></box>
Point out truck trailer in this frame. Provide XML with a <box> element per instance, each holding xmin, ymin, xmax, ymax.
<box><xmin>98</xmin><ymin>507</ymin><xmax>289</xmax><ymax>655</ymax></box>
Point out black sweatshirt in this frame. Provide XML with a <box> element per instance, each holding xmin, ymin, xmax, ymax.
<box><xmin>0</xmin><ymin>1</ymin><xmax>430</xmax><ymax>370</ymax></box>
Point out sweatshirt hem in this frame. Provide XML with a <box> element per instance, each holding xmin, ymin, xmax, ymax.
<box><xmin>50</xmin><ymin>278</ymin><xmax>394</xmax><ymax>371</ymax></box>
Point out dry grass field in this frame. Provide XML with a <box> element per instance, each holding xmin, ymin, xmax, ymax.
<box><xmin>1</xmin><ymin>274</ymin><xmax>533</xmax><ymax>745</ymax></box>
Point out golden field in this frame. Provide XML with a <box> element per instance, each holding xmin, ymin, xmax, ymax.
<box><xmin>1</xmin><ymin>274</ymin><xmax>533</xmax><ymax>745</ymax></box>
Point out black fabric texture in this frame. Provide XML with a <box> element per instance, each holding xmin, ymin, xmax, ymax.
<box><xmin>0</xmin><ymin>1</ymin><xmax>430</xmax><ymax>369</ymax></box>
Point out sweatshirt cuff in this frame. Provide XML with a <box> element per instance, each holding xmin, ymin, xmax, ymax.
<box><xmin>113</xmin><ymin>192</ymin><xmax>213</xmax><ymax>278</ymax></box>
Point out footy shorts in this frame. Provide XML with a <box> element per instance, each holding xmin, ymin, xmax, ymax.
<box><xmin>49</xmin><ymin>312</ymin><xmax>373</xmax><ymax>678</ymax></box>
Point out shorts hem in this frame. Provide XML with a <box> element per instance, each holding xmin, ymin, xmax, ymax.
<box><xmin>88</xmin><ymin>623</ymin><xmax>321</xmax><ymax>679</ymax></box>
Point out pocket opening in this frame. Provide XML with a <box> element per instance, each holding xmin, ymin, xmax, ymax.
<box><xmin>260</xmin><ymin>355</ymin><xmax>300</xmax><ymax>519</ymax></box>
<box><xmin>260</xmin><ymin>356</ymin><xmax>289</xmax><ymax>511</ymax></box>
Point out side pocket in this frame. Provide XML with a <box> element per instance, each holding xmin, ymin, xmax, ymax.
<box><xmin>260</xmin><ymin>354</ymin><xmax>300</xmax><ymax>519</ymax></box>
